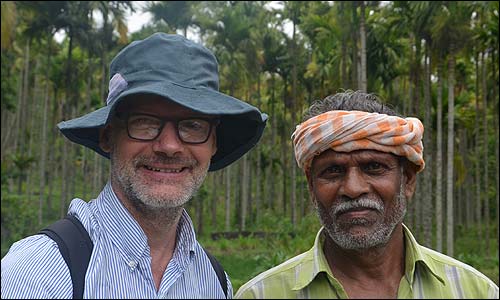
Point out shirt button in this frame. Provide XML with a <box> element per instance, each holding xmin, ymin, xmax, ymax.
<box><xmin>128</xmin><ymin>260</ymin><xmax>137</xmax><ymax>269</ymax></box>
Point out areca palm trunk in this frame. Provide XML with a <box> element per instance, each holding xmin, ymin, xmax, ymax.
<box><xmin>61</xmin><ymin>127</ymin><xmax>68</xmax><ymax>217</ymax></box>
<box><xmin>39</xmin><ymin>48</ymin><xmax>51</xmax><ymax>225</ymax></box>
<box><xmin>481</xmin><ymin>52</ymin><xmax>489</xmax><ymax>256</ymax></box>
<box><xmin>435</xmin><ymin>61</ymin><xmax>443</xmax><ymax>252</ymax></box>
<box><xmin>446</xmin><ymin>53</ymin><xmax>456</xmax><ymax>256</ymax></box>
<box><xmin>225</xmin><ymin>166</ymin><xmax>231</xmax><ymax>231</ymax></box>
<box><xmin>27</xmin><ymin>57</ymin><xmax>42</xmax><ymax>206</ymax></box>
<box><xmin>255</xmin><ymin>77</ymin><xmax>262</xmax><ymax>223</ymax></box>
<box><xmin>493</xmin><ymin>51</ymin><xmax>499</xmax><ymax>257</ymax></box>
<box><xmin>268</xmin><ymin>74</ymin><xmax>277</xmax><ymax>210</ymax></box>
<box><xmin>422</xmin><ymin>46</ymin><xmax>432</xmax><ymax>247</ymax></box>
<box><xmin>359</xmin><ymin>1</ymin><xmax>367</xmax><ymax>92</ymax></box>
<box><xmin>291</xmin><ymin>20</ymin><xmax>297</xmax><ymax>229</ymax></box>
<box><xmin>474</xmin><ymin>52</ymin><xmax>482</xmax><ymax>245</ymax></box>
<box><xmin>241</xmin><ymin>154</ymin><xmax>248</xmax><ymax>231</ymax></box>
<box><xmin>351</xmin><ymin>3</ymin><xmax>358</xmax><ymax>89</ymax></box>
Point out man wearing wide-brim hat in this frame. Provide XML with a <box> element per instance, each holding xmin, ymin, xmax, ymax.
<box><xmin>2</xmin><ymin>32</ymin><xmax>267</xmax><ymax>299</ymax></box>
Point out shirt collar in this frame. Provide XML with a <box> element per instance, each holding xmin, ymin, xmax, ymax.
<box><xmin>402</xmin><ymin>223</ymin><xmax>445</xmax><ymax>285</ymax></box>
<box><xmin>173</xmin><ymin>209</ymin><xmax>197</xmax><ymax>270</ymax></box>
<box><xmin>292</xmin><ymin>227</ymin><xmax>333</xmax><ymax>291</ymax></box>
<box><xmin>292</xmin><ymin>224</ymin><xmax>446</xmax><ymax>291</ymax></box>
<box><xmin>95</xmin><ymin>182</ymin><xmax>198</xmax><ymax>267</ymax></box>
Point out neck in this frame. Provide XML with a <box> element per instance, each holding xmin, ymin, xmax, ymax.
<box><xmin>323</xmin><ymin>224</ymin><xmax>405</xmax><ymax>298</ymax></box>
<box><xmin>111</xmin><ymin>180</ymin><xmax>185</xmax><ymax>291</ymax></box>
<box><xmin>127</xmin><ymin>202</ymin><xmax>183</xmax><ymax>291</ymax></box>
<box><xmin>111</xmin><ymin>179</ymin><xmax>184</xmax><ymax>245</ymax></box>
<box><xmin>125</xmin><ymin>201</ymin><xmax>184</xmax><ymax>250</ymax></box>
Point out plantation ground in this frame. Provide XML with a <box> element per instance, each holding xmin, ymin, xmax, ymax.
<box><xmin>200</xmin><ymin>215</ymin><xmax>499</xmax><ymax>292</ymax></box>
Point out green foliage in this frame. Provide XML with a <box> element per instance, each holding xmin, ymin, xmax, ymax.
<box><xmin>11</xmin><ymin>153</ymin><xmax>36</xmax><ymax>172</ymax></box>
<box><xmin>454</xmin><ymin>223</ymin><xmax>499</xmax><ymax>285</ymax></box>
<box><xmin>9</xmin><ymin>153</ymin><xmax>36</xmax><ymax>184</ymax></box>
<box><xmin>200</xmin><ymin>212</ymin><xmax>322</xmax><ymax>291</ymax></box>
<box><xmin>1</xmin><ymin>1</ymin><xmax>499</xmax><ymax>293</ymax></box>
<box><xmin>0</xmin><ymin>50</ymin><xmax>18</xmax><ymax>111</ymax></box>
<box><xmin>203</xmin><ymin>217</ymin><xmax>499</xmax><ymax>292</ymax></box>
<box><xmin>1</xmin><ymin>193</ymin><xmax>38</xmax><ymax>256</ymax></box>
<box><xmin>456</xmin><ymin>252</ymin><xmax>499</xmax><ymax>285</ymax></box>
<box><xmin>251</xmin><ymin>250</ymin><xmax>289</xmax><ymax>277</ymax></box>
<box><xmin>1</xmin><ymin>160</ymin><xmax>13</xmax><ymax>186</ymax></box>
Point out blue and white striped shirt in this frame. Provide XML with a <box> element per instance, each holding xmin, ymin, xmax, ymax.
<box><xmin>1</xmin><ymin>182</ymin><xmax>232</xmax><ymax>299</ymax></box>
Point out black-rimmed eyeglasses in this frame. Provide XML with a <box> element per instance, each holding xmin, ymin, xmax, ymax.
<box><xmin>117</xmin><ymin>113</ymin><xmax>219</xmax><ymax>144</ymax></box>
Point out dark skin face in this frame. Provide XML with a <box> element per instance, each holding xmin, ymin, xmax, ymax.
<box><xmin>306</xmin><ymin>149</ymin><xmax>418</xmax><ymax>298</ymax></box>
<box><xmin>306</xmin><ymin>149</ymin><xmax>417</xmax><ymax>249</ymax></box>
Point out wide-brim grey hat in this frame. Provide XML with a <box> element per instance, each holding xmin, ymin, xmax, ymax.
<box><xmin>57</xmin><ymin>33</ymin><xmax>267</xmax><ymax>171</ymax></box>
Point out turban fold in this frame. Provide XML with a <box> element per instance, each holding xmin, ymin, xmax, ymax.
<box><xmin>292</xmin><ymin>110</ymin><xmax>425</xmax><ymax>172</ymax></box>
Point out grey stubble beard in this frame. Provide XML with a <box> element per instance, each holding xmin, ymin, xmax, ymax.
<box><xmin>316</xmin><ymin>179</ymin><xmax>407</xmax><ymax>250</ymax></box>
<box><xmin>110</xmin><ymin>152</ymin><xmax>209</xmax><ymax>222</ymax></box>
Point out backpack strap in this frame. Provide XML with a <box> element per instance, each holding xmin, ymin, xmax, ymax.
<box><xmin>39</xmin><ymin>216</ymin><xmax>226</xmax><ymax>298</ymax></box>
<box><xmin>203</xmin><ymin>247</ymin><xmax>228</xmax><ymax>298</ymax></box>
<box><xmin>39</xmin><ymin>215</ymin><xmax>93</xmax><ymax>299</ymax></box>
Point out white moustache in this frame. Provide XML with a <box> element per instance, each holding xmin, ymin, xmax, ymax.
<box><xmin>332</xmin><ymin>198</ymin><xmax>384</xmax><ymax>216</ymax></box>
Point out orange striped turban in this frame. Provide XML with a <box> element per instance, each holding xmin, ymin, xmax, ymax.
<box><xmin>292</xmin><ymin>110</ymin><xmax>425</xmax><ymax>172</ymax></box>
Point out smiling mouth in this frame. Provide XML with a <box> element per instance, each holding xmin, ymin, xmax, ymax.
<box><xmin>143</xmin><ymin>165</ymin><xmax>187</xmax><ymax>173</ymax></box>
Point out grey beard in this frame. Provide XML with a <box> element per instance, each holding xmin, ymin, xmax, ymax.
<box><xmin>111</xmin><ymin>152</ymin><xmax>208</xmax><ymax>211</ymax></box>
<box><xmin>317</xmin><ymin>180</ymin><xmax>407</xmax><ymax>250</ymax></box>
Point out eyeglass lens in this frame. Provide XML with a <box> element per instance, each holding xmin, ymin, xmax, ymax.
<box><xmin>127</xmin><ymin>114</ymin><xmax>212</xmax><ymax>143</ymax></box>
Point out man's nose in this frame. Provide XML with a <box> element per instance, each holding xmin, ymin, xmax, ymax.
<box><xmin>339</xmin><ymin>168</ymin><xmax>370</xmax><ymax>199</ymax></box>
<box><xmin>151</xmin><ymin>122</ymin><xmax>184</xmax><ymax>155</ymax></box>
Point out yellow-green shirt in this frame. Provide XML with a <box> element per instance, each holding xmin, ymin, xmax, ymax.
<box><xmin>235</xmin><ymin>224</ymin><xmax>498</xmax><ymax>299</ymax></box>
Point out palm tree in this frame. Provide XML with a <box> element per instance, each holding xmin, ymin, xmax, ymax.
<box><xmin>284</xmin><ymin>1</ymin><xmax>309</xmax><ymax>229</ymax></box>
<box><xmin>197</xmin><ymin>1</ymin><xmax>255</xmax><ymax>231</ymax></box>
<box><xmin>300</xmin><ymin>1</ymin><xmax>342</xmax><ymax>97</ymax></box>
<box><xmin>365</xmin><ymin>3</ymin><xmax>406</xmax><ymax>100</ymax></box>
<box><xmin>147</xmin><ymin>1</ymin><xmax>197</xmax><ymax>37</ymax></box>
<box><xmin>472</xmin><ymin>0</ymin><xmax>499</xmax><ymax>257</ymax></box>
<box><xmin>411</xmin><ymin>0</ymin><xmax>440</xmax><ymax>248</ymax></box>
<box><xmin>261</xmin><ymin>26</ymin><xmax>288</xmax><ymax>213</ymax></box>
<box><xmin>432</xmin><ymin>1</ymin><xmax>473</xmax><ymax>256</ymax></box>
<box><xmin>1</xmin><ymin>1</ymin><xmax>17</xmax><ymax>51</ymax></box>
<box><xmin>358</xmin><ymin>1</ymin><xmax>367</xmax><ymax>92</ymax></box>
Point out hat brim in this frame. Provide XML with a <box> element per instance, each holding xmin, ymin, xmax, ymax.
<box><xmin>58</xmin><ymin>81</ymin><xmax>268</xmax><ymax>171</ymax></box>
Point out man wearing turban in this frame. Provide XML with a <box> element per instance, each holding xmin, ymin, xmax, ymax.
<box><xmin>235</xmin><ymin>91</ymin><xmax>498</xmax><ymax>299</ymax></box>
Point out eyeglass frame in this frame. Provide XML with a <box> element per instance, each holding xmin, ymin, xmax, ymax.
<box><xmin>115</xmin><ymin>112</ymin><xmax>220</xmax><ymax>144</ymax></box>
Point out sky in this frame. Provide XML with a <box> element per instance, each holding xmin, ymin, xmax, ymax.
<box><xmin>55</xmin><ymin>2</ymin><xmax>290</xmax><ymax>43</ymax></box>
<box><xmin>125</xmin><ymin>2</ymin><xmax>286</xmax><ymax>34</ymax></box>
<box><xmin>126</xmin><ymin>2</ymin><xmax>152</xmax><ymax>33</ymax></box>
<box><xmin>54</xmin><ymin>2</ymin><xmax>152</xmax><ymax>43</ymax></box>
<box><xmin>125</xmin><ymin>1</ymin><xmax>292</xmax><ymax>36</ymax></box>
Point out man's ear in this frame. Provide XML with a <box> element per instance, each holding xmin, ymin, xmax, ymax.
<box><xmin>305</xmin><ymin>168</ymin><xmax>318</xmax><ymax>205</ymax></box>
<box><xmin>403</xmin><ymin>161</ymin><xmax>418</xmax><ymax>200</ymax></box>
<box><xmin>98</xmin><ymin>125</ymin><xmax>113</xmax><ymax>153</ymax></box>
<box><xmin>305</xmin><ymin>168</ymin><xmax>313</xmax><ymax>191</ymax></box>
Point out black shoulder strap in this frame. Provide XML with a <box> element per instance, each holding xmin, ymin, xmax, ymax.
<box><xmin>39</xmin><ymin>215</ymin><xmax>93</xmax><ymax>299</ymax></box>
<box><xmin>39</xmin><ymin>216</ymin><xmax>225</xmax><ymax>298</ymax></box>
<box><xmin>203</xmin><ymin>247</ymin><xmax>228</xmax><ymax>298</ymax></box>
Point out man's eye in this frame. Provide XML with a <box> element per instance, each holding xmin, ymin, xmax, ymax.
<box><xmin>181</xmin><ymin>120</ymin><xmax>206</xmax><ymax>131</ymax></box>
<box><xmin>363</xmin><ymin>162</ymin><xmax>385</xmax><ymax>172</ymax></box>
<box><xmin>323</xmin><ymin>165</ymin><xmax>343</xmax><ymax>174</ymax></box>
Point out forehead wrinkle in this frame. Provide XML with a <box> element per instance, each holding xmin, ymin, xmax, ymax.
<box><xmin>312</xmin><ymin>149</ymin><xmax>400</xmax><ymax>170</ymax></box>
<box><xmin>321</xmin><ymin>149</ymin><xmax>398</xmax><ymax>160</ymax></box>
